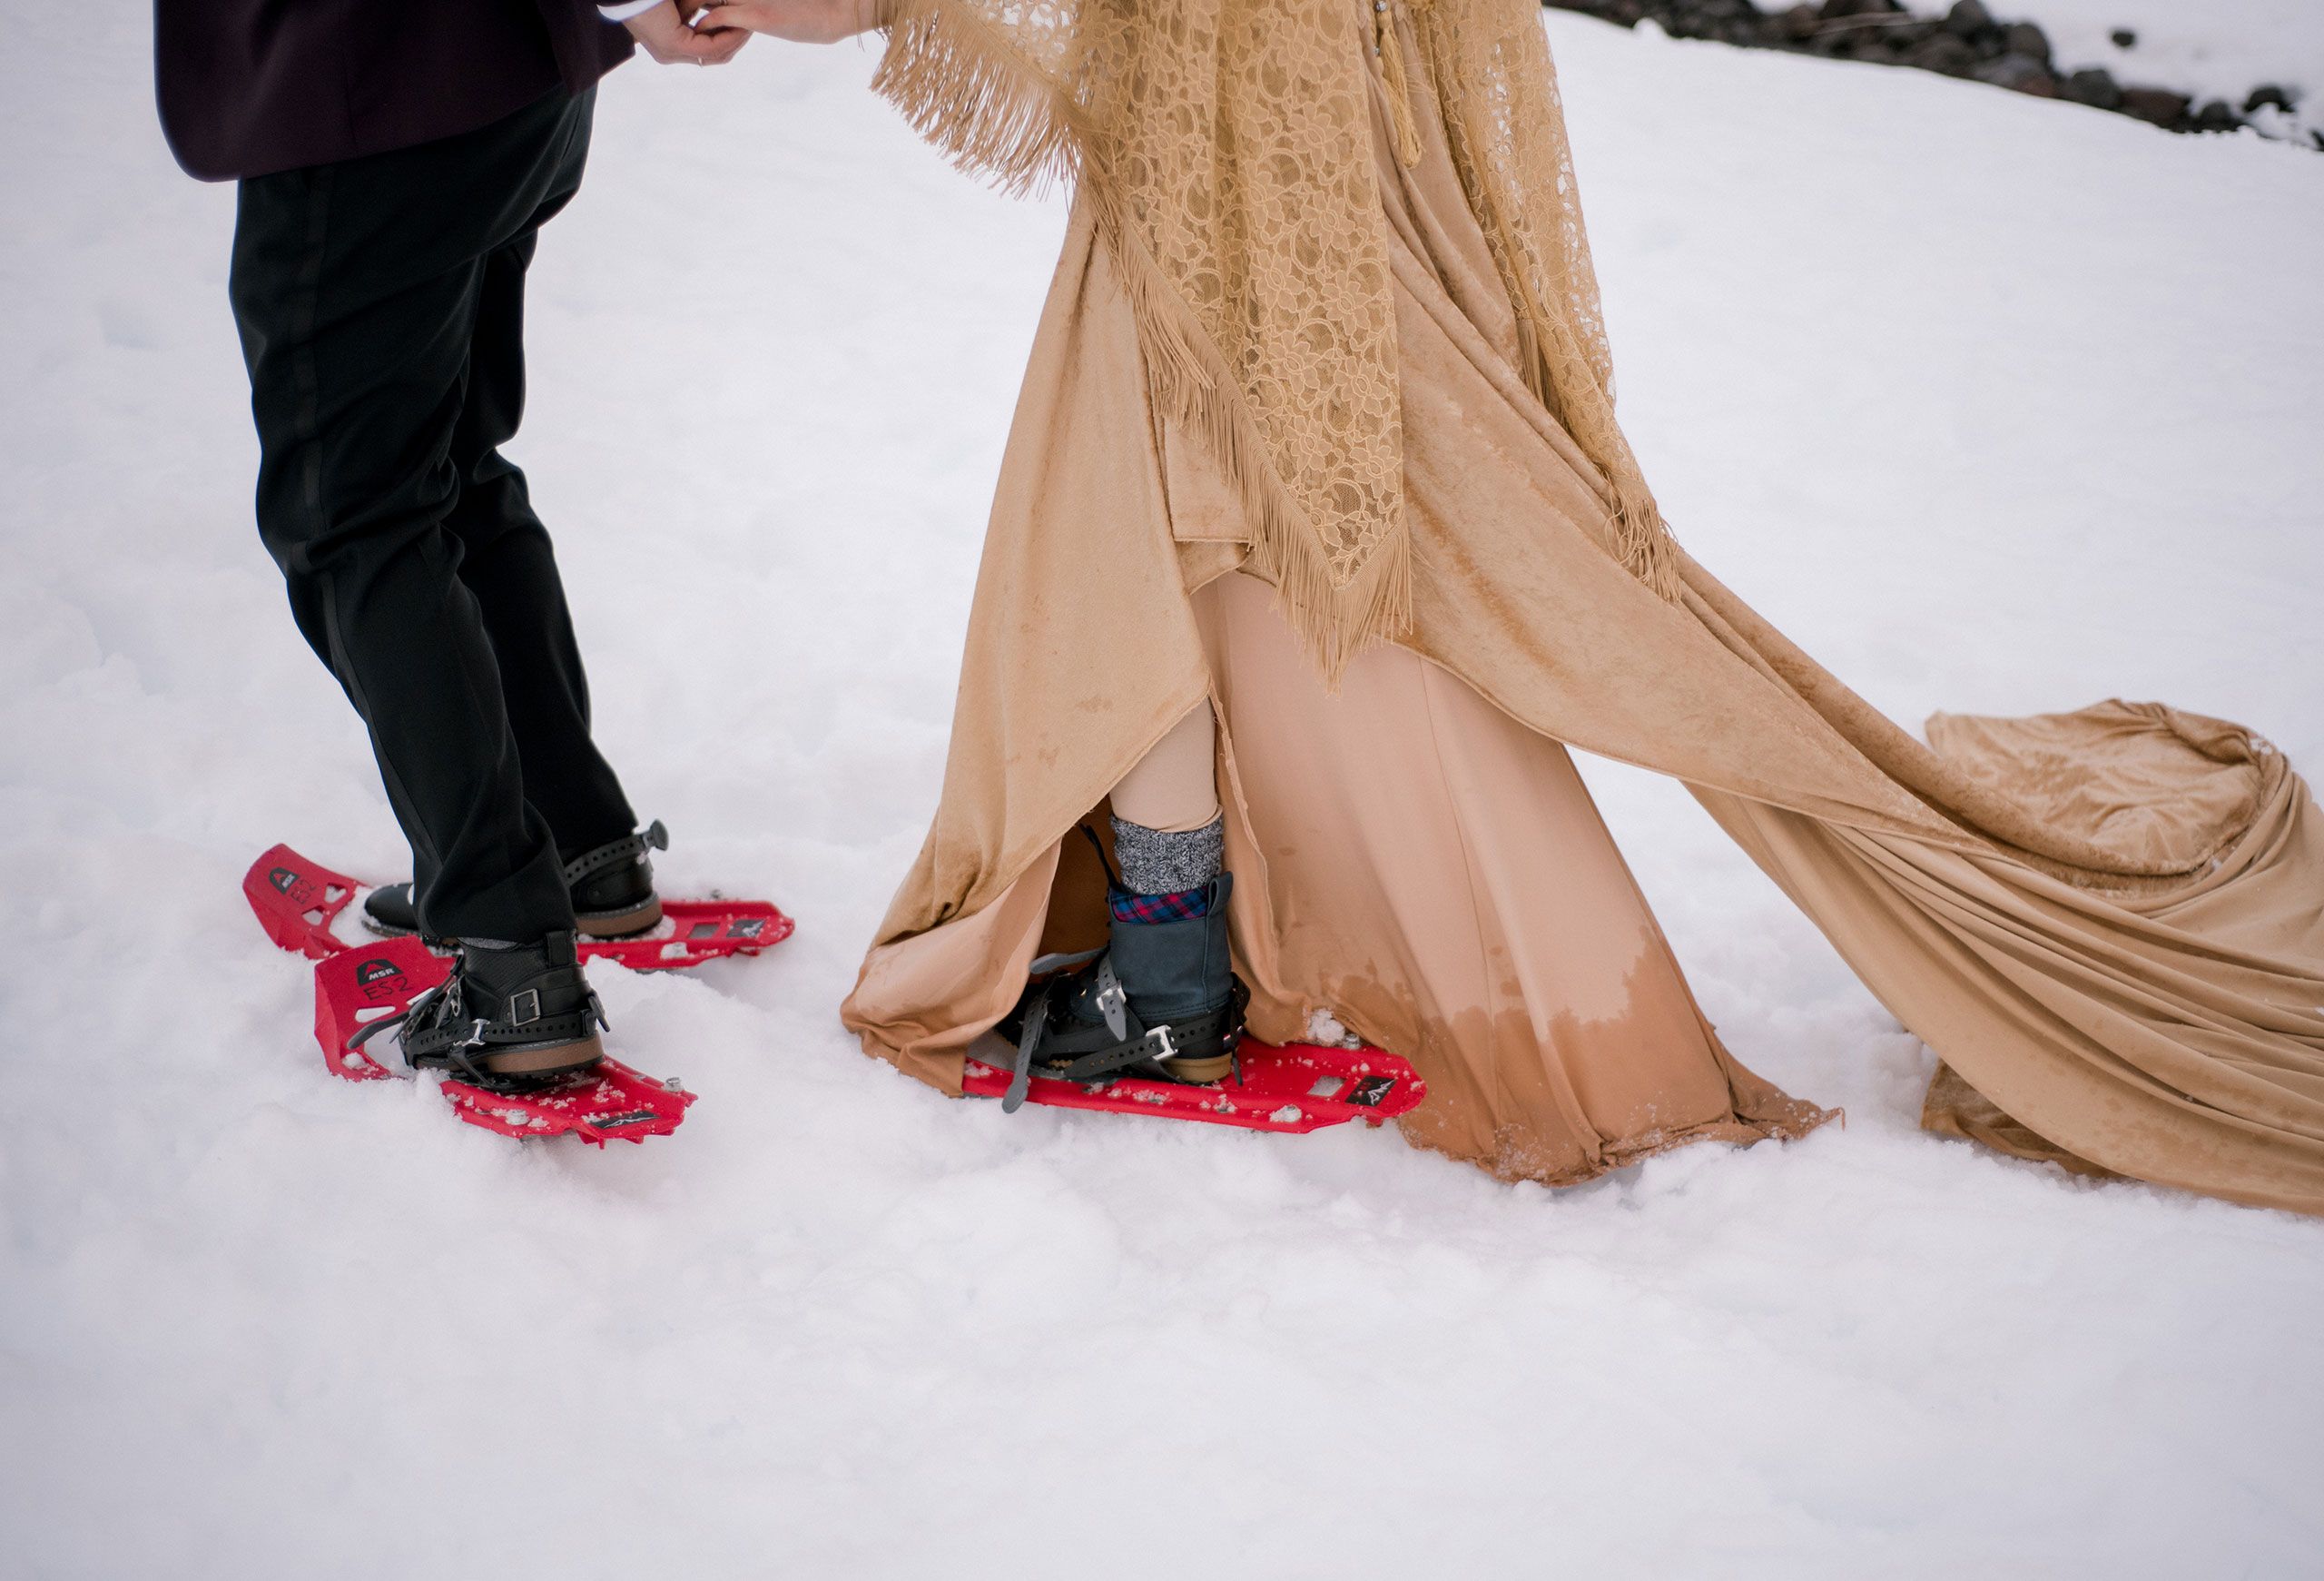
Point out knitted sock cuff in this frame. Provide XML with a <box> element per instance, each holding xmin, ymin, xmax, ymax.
<box><xmin>1109</xmin><ymin>812</ymin><xmax>1225</xmax><ymax>896</ymax></box>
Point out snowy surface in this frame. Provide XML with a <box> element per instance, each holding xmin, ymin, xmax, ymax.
<box><xmin>2007</xmin><ymin>0</ymin><xmax>2322</xmax><ymax>107</ymax></box>
<box><xmin>5</xmin><ymin>8</ymin><xmax>2324</xmax><ymax>1579</ymax></box>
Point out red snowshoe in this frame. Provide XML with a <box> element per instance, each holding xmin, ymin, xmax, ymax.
<box><xmin>962</xmin><ymin>1036</ymin><xmax>1426</xmax><ymax>1133</ymax></box>
<box><xmin>247</xmin><ymin>843</ymin><xmax>790</xmax><ymax>1145</ymax></box>
<box><xmin>243</xmin><ymin>844</ymin><xmax>793</xmax><ymax>968</ymax></box>
<box><xmin>314</xmin><ymin>937</ymin><xmax>694</xmax><ymax>1145</ymax></box>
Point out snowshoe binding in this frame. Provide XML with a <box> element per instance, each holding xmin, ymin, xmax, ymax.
<box><xmin>316</xmin><ymin>935</ymin><xmax>694</xmax><ymax>1145</ymax></box>
<box><xmin>996</xmin><ymin>865</ymin><xmax>1250</xmax><ymax>1113</ymax></box>
<box><xmin>349</xmin><ymin>928</ymin><xmax>607</xmax><ymax>1084</ymax></box>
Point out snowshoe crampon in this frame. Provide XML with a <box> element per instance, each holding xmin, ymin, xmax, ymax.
<box><xmin>313</xmin><ymin>936</ymin><xmax>695</xmax><ymax>1145</ymax></box>
<box><xmin>242</xmin><ymin>844</ymin><xmax>793</xmax><ymax>968</ymax></box>
<box><xmin>962</xmin><ymin>1037</ymin><xmax>1426</xmax><ymax>1133</ymax></box>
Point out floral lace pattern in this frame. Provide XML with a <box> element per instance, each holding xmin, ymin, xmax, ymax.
<box><xmin>872</xmin><ymin>0</ymin><xmax>1675</xmax><ymax>672</ymax></box>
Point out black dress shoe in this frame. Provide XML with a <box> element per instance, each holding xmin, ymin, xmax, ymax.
<box><xmin>362</xmin><ymin>821</ymin><xmax>668</xmax><ymax>941</ymax></box>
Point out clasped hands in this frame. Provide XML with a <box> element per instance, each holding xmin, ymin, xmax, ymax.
<box><xmin>624</xmin><ymin>0</ymin><xmax>882</xmax><ymax>65</ymax></box>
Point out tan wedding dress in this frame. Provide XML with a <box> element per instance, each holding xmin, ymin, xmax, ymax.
<box><xmin>840</xmin><ymin>0</ymin><xmax>2324</xmax><ymax>1212</ymax></box>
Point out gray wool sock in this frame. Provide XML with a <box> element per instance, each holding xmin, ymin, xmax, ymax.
<box><xmin>1109</xmin><ymin>813</ymin><xmax>1225</xmax><ymax>895</ymax></box>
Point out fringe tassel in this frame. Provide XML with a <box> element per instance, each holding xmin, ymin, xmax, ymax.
<box><xmin>1374</xmin><ymin>12</ymin><xmax>1426</xmax><ymax>170</ymax></box>
<box><xmin>870</xmin><ymin>0</ymin><xmax>1085</xmax><ymax>196</ymax></box>
<box><xmin>873</xmin><ymin>0</ymin><xmax>1413</xmax><ymax>679</ymax></box>
<box><xmin>1094</xmin><ymin>190</ymin><xmax>1412</xmax><ymax>685</ymax></box>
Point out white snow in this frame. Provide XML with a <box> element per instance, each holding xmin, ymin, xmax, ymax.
<box><xmin>5</xmin><ymin>8</ymin><xmax>2324</xmax><ymax>1579</ymax></box>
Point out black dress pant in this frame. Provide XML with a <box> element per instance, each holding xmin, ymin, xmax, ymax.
<box><xmin>231</xmin><ymin>87</ymin><xmax>633</xmax><ymax>943</ymax></box>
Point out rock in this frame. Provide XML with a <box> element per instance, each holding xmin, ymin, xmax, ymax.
<box><xmin>2062</xmin><ymin>67</ymin><xmax>2124</xmax><ymax>110</ymax></box>
<box><xmin>1974</xmin><ymin>53</ymin><xmax>2057</xmax><ymax>96</ymax></box>
<box><xmin>2120</xmin><ymin>84</ymin><xmax>2191</xmax><ymax>126</ymax></box>
<box><xmin>1908</xmin><ymin>33</ymin><xmax>1978</xmax><ymax>76</ymax></box>
<box><xmin>2003</xmin><ymin>23</ymin><xmax>2052</xmax><ymax>65</ymax></box>
<box><xmin>1532</xmin><ymin>1</ymin><xmax>2303</xmax><ymax>148</ymax></box>
<box><xmin>1942</xmin><ymin>0</ymin><xmax>1992</xmax><ymax>39</ymax></box>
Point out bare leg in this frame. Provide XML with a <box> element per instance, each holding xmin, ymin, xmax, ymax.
<box><xmin>1110</xmin><ymin>702</ymin><xmax>1220</xmax><ymax>834</ymax></box>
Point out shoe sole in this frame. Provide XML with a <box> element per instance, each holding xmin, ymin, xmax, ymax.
<box><xmin>1154</xmin><ymin>1052</ymin><xmax>1234</xmax><ymax>1084</ymax></box>
<box><xmin>362</xmin><ymin>898</ymin><xmax>664</xmax><ymax>945</ymax></box>
<box><xmin>574</xmin><ymin>897</ymin><xmax>664</xmax><ymax>939</ymax></box>
<box><xmin>476</xmin><ymin>1032</ymin><xmax>607</xmax><ymax>1080</ymax></box>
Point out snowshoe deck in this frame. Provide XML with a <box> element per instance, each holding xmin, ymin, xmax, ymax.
<box><xmin>961</xmin><ymin>1038</ymin><xmax>1425</xmax><ymax>1132</ymax></box>
<box><xmin>243</xmin><ymin>844</ymin><xmax>793</xmax><ymax>967</ymax></box>
<box><xmin>312</xmin><ymin>936</ymin><xmax>694</xmax><ymax>1145</ymax></box>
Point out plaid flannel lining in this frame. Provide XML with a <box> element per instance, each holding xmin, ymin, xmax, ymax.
<box><xmin>1109</xmin><ymin>884</ymin><xmax>1211</xmax><ymax>924</ymax></box>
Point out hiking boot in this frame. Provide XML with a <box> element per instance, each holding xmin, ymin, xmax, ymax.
<box><xmin>996</xmin><ymin>871</ymin><xmax>1248</xmax><ymax>1111</ymax></box>
<box><xmin>352</xmin><ymin>929</ymin><xmax>608</xmax><ymax>1085</ymax></box>
<box><xmin>363</xmin><ymin>821</ymin><xmax>668</xmax><ymax>942</ymax></box>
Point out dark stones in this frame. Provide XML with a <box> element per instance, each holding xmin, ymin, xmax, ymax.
<box><xmin>2193</xmin><ymin>99</ymin><xmax>2243</xmax><ymax>133</ymax></box>
<box><xmin>1534</xmin><ymin>0</ymin><xmax>2297</xmax><ymax>143</ymax></box>
<box><xmin>2120</xmin><ymin>85</ymin><xmax>2191</xmax><ymax>127</ymax></box>
<box><xmin>1974</xmin><ymin>52</ymin><xmax>2056</xmax><ymax>96</ymax></box>
<box><xmin>1777</xmin><ymin>4</ymin><xmax>1821</xmax><ymax>40</ymax></box>
<box><xmin>1942</xmin><ymin>1</ymin><xmax>1992</xmax><ymax>38</ymax></box>
<box><xmin>2062</xmin><ymin>67</ymin><xmax>2124</xmax><ymax>110</ymax></box>
<box><xmin>1908</xmin><ymin>32</ymin><xmax>1978</xmax><ymax>76</ymax></box>
<box><xmin>2003</xmin><ymin>22</ymin><xmax>2050</xmax><ymax>65</ymax></box>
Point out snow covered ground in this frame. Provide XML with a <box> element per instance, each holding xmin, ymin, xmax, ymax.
<box><xmin>5</xmin><ymin>8</ymin><xmax>2322</xmax><ymax>1579</ymax></box>
<box><xmin>2008</xmin><ymin>0</ymin><xmax>2322</xmax><ymax>110</ymax></box>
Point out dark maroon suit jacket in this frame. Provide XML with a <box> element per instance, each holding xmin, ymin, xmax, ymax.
<box><xmin>154</xmin><ymin>0</ymin><xmax>634</xmax><ymax>182</ymax></box>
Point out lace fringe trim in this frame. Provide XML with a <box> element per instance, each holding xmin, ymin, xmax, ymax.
<box><xmin>870</xmin><ymin>0</ymin><xmax>1667</xmax><ymax>674</ymax></box>
<box><xmin>872</xmin><ymin>0</ymin><xmax>1413</xmax><ymax>683</ymax></box>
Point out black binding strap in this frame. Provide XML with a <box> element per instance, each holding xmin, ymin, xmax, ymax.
<box><xmin>346</xmin><ymin>976</ymin><xmax>606</xmax><ymax>1085</ymax></box>
<box><xmin>562</xmin><ymin>819</ymin><xmax>667</xmax><ymax>887</ymax></box>
<box><xmin>1078</xmin><ymin>822</ymin><xmax>1121</xmax><ymax>891</ymax></box>
<box><xmin>1000</xmin><ymin>980</ymin><xmax>1250</xmax><ymax>1112</ymax></box>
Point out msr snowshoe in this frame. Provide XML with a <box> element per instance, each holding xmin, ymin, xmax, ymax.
<box><xmin>363</xmin><ymin>821</ymin><xmax>669</xmax><ymax>942</ymax></box>
<box><xmin>996</xmin><ymin>867</ymin><xmax>1250</xmax><ymax>1113</ymax></box>
<box><xmin>350</xmin><ymin>928</ymin><xmax>607</xmax><ymax>1084</ymax></box>
<box><xmin>245</xmin><ymin>843</ymin><xmax>791</xmax><ymax>970</ymax></box>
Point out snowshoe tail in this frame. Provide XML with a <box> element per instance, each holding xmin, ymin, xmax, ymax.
<box><xmin>438</xmin><ymin>1062</ymin><xmax>694</xmax><ymax>1145</ymax></box>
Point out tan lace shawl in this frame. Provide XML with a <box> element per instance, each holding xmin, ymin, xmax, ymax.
<box><xmin>874</xmin><ymin>0</ymin><xmax>1677</xmax><ymax>677</ymax></box>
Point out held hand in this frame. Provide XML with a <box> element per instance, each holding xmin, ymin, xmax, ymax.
<box><xmin>694</xmin><ymin>0</ymin><xmax>881</xmax><ymax>44</ymax></box>
<box><xmin>624</xmin><ymin>0</ymin><xmax>749</xmax><ymax>64</ymax></box>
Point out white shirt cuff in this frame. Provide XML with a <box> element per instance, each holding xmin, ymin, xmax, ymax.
<box><xmin>600</xmin><ymin>0</ymin><xmax>665</xmax><ymax>22</ymax></box>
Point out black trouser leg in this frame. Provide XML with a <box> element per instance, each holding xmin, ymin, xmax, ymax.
<box><xmin>443</xmin><ymin>228</ymin><xmax>636</xmax><ymax>860</ymax></box>
<box><xmin>231</xmin><ymin>88</ymin><xmax>625</xmax><ymax>943</ymax></box>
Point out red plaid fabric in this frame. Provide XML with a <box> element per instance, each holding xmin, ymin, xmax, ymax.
<box><xmin>1109</xmin><ymin>884</ymin><xmax>1210</xmax><ymax>924</ymax></box>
